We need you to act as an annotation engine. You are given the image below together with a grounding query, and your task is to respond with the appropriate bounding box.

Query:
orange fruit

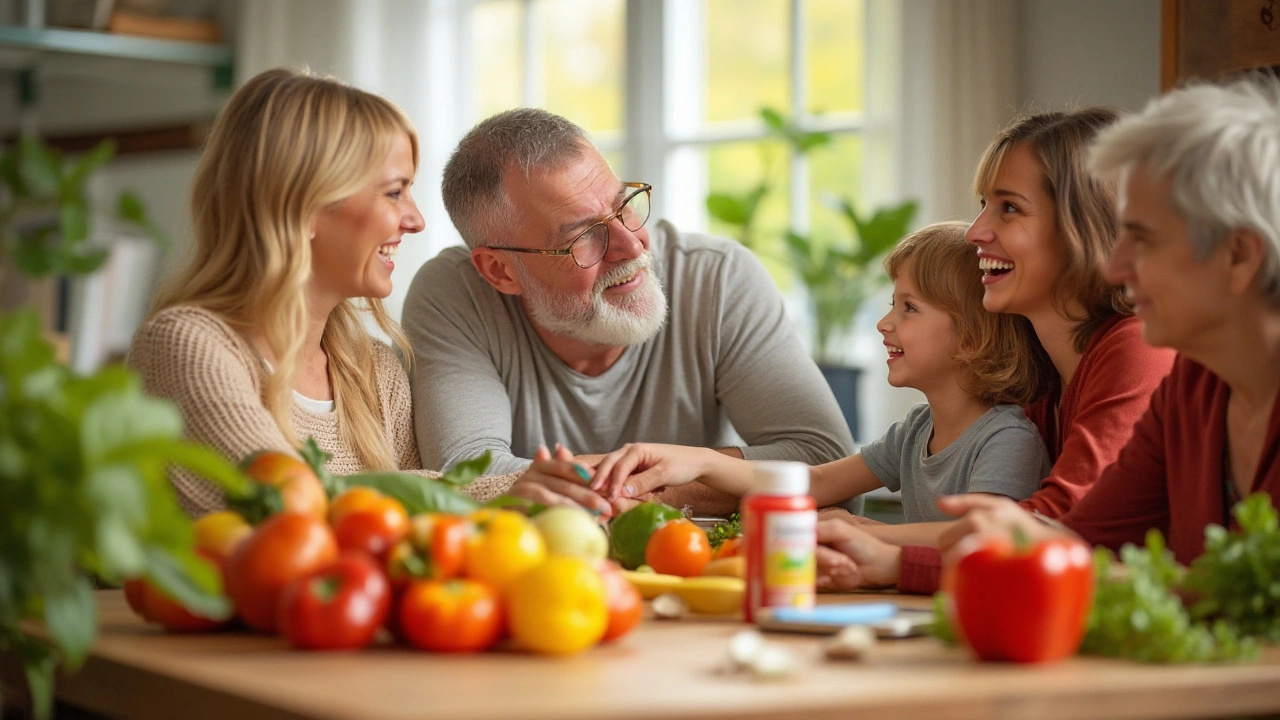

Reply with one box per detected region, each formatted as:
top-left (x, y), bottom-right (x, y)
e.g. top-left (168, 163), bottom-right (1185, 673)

top-left (644, 519), bottom-right (712, 577)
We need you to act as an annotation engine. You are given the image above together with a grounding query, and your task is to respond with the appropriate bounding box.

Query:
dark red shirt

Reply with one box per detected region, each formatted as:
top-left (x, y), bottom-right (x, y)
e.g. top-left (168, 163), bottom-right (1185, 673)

top-left (1062, 356), bottom-right (1280, 564)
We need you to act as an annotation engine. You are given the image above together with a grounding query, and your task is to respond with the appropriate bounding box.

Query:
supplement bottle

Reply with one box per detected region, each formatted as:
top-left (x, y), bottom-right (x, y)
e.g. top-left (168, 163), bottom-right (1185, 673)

top-left (743, 461), bottom-right (817, 622)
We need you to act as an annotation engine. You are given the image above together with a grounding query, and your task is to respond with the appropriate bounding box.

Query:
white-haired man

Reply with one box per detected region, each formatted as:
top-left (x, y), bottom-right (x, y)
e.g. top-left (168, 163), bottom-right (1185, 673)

top-left (403, 108), bottom-right (855, 516)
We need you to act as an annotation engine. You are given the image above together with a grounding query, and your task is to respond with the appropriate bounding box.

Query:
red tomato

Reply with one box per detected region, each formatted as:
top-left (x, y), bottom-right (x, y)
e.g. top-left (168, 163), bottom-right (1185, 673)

top-left (225, 513), bottom-right (339, 633)
top-left (239, 451), bottom-right (329, 523)
top-left (645, 519), bottom-right (712, 577)
top-left (334, 510), bottom-right (408, 561)
top-left (385, 513), bottom-right (471, 589)
top-left (124, 549), bottom-right (232, 633)
top-left (399, 579), bottom-right (503, 653)
top-left (278, 553), bottom-right (392, 651)
top-left (596, 560), bottom-right (643, 642)
top-left (946, 536), bottom-right (1095, 663)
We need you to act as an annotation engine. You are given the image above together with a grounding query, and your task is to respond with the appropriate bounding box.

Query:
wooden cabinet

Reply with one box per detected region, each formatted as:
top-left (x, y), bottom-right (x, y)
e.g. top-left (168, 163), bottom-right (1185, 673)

top-left (1162, 0), bottom-right (1280, 89)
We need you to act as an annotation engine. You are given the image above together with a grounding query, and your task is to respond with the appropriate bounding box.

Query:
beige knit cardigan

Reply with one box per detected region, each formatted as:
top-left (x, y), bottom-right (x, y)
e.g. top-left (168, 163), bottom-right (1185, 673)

top-left (126, 306), bottom-right (517, 515)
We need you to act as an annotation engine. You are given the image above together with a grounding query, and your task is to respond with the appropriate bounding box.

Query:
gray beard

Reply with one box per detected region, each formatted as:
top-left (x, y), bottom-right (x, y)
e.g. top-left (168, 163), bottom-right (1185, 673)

top-left (514, 252), bottom-right (668, 347)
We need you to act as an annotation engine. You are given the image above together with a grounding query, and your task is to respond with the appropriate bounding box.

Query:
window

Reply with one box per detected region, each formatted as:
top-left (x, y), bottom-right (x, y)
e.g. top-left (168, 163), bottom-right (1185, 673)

top-left (464, 0), bottom-right (896, 279)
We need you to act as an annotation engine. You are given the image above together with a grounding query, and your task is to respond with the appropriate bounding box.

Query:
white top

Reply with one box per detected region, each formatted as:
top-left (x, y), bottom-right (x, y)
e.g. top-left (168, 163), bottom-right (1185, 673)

top-left (751, 461), bottom-right (811, 496)
top-left (260, 358), bottom-right (336, 414)
top-left (293, 391), bottom-right (335, 414)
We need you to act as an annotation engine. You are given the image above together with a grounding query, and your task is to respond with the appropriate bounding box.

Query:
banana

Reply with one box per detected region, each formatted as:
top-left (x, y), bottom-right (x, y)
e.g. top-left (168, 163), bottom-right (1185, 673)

top-left (622, 570), bottom-right (684, 599)
top-left (623, 571), bottom-right (745, 615)
top-left (701, 556), bottom-right (746, 579)
top-left (672, 577), bottom-right (745, 615)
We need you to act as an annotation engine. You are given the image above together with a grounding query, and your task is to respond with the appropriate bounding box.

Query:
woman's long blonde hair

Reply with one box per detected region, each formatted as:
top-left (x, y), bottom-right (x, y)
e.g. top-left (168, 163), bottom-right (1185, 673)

top-left (152, 67), bottom-right (417, 471)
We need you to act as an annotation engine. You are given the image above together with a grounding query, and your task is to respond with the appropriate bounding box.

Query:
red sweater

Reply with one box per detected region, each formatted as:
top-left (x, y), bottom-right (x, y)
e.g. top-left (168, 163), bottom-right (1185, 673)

top-left (897, 315), bottom-right (1176, 594)
top-left (1062, 356), bottom-right (1280, 564)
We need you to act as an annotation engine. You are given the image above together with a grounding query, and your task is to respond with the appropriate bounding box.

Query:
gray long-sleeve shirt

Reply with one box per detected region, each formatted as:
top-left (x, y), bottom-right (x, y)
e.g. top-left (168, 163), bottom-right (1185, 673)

top-left (402, 220), bottom-right (855, 481)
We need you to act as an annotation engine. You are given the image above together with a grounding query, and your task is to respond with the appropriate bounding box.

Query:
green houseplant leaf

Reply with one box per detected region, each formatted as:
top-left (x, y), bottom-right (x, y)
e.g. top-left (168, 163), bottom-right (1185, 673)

top-left (0, 308), bottom-right (249, 719)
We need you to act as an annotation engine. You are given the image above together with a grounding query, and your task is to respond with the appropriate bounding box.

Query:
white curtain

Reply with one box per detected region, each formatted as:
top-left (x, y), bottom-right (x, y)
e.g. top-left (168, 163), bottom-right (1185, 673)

top-left (855, 0), bottom-right (1020, 439)
top-left (235, 0), bottom-right (473, 324)
top-left (898, 0), bottom-right (1020, 225)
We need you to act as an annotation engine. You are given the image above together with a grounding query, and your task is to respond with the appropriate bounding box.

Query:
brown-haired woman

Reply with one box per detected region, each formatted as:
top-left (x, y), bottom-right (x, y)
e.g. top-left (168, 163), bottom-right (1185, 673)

top-left (585, 221), bottom-right (1056, 519)
top-left (816, 109), bottom-right (1177, 593)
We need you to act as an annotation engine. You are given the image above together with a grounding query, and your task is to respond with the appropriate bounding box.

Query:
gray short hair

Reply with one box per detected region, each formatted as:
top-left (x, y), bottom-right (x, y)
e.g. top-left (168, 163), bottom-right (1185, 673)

top-left (1088, 73), bottom-right (1280, 305)
top-left (441, 108), bottom-right (589, 249)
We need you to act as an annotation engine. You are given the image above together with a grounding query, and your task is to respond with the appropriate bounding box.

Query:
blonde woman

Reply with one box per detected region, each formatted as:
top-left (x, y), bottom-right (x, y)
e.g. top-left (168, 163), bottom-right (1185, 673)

top-left (128, 68), bottom-right (590, 516)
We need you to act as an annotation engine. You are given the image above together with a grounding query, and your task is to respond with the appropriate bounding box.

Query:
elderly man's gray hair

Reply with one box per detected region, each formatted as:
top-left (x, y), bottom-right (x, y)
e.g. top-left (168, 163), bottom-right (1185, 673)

top-left (442, 108), bottom-right (591, 249)
top-left (1088, 73), bottom-right (1280, 304)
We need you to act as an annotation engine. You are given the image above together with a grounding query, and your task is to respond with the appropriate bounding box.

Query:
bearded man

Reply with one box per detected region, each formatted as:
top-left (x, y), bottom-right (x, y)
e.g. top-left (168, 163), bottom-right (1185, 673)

top-left (403, 108), bottom-right (854, 516)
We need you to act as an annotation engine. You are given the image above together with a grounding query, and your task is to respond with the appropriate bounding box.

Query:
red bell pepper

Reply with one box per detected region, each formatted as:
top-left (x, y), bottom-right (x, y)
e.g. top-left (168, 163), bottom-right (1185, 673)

top-left (278, 552), bottom-right (391, 650)
top-left (945, 532), bottom-right (1094, 663)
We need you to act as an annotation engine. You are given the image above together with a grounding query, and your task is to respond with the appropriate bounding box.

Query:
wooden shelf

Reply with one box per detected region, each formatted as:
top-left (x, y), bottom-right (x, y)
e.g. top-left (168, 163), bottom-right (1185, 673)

top-left (0, 24), bottom-right (231, 68)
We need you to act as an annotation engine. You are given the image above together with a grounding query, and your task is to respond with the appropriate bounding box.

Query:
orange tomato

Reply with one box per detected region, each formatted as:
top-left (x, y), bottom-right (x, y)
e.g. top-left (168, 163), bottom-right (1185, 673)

top-left (645, 519), bottom-right (712, 577)
top-left (225, 513), bottom-right (339, 633)
top-left (399, 579), bottom-right (504, 653)
top-left (241, 451), bottom-right (328, 522)
top-left (714, 537), bottom-right (743, 559)
top-left (596, 560), bottom-right (643, 642)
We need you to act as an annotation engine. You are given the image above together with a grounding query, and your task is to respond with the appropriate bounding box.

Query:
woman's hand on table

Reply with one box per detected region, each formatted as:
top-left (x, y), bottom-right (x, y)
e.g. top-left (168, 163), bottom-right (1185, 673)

top-left (589, 443), bottom-right (710, 502)
top-left (815, 519), bottom-right (901, 590)
top-left (935, 494), bottom-right (1073, 564)
top-left (507, 444), bottom-right (614, 518)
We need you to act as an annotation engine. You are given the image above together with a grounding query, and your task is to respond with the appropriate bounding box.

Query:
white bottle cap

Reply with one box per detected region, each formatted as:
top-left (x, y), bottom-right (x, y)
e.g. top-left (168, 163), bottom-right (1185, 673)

top-left (751, 461), bottom-right (810, 496)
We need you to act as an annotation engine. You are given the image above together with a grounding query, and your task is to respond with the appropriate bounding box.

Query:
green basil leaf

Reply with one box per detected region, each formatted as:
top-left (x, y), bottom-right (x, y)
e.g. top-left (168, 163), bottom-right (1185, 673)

top-left (142, 546), bottom-right (230, 620)
top-left (42, 575), bottom-right (96, 669)
top-left (342, 472), bottom-right (480, 515)
top-left (57, 199), bottom-right (88, 245)
top-left (63, 140), bottom-right (116, 192)
top-left (81, 390), bottom-right (184, 462)
top-left (440, 451), bottom-right (492, 487)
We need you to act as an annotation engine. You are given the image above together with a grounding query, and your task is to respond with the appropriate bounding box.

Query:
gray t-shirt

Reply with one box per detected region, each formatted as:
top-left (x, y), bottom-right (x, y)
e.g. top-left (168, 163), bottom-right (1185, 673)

top-left (402, 220), bottom-right (855, 478)
top-left (860, 403), bottom-right (1050, 523)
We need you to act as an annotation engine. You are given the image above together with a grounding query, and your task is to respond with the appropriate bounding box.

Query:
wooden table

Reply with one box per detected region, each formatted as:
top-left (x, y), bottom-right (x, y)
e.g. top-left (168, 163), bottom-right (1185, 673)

top-left (6, 590), bottom-right (1280, 720)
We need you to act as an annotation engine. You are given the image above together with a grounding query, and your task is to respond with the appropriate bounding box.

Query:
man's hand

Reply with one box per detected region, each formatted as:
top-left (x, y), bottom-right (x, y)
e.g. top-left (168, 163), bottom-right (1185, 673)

top-left (935, 494), bottom-right (1072, 565)
top-left (814, 519), bottom-right (901, 590)
top-left (507, 444), bottom-right (613, 517)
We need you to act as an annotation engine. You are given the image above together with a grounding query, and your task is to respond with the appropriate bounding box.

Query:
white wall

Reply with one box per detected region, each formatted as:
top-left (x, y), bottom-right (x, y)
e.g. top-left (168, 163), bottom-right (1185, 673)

top-left (865, 0), bottom-right (1162, 445)
top-left (1017, 0), bottom-right (1162, 113)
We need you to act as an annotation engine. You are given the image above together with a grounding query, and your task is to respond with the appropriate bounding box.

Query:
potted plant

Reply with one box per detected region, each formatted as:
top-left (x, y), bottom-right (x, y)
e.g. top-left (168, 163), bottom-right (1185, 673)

top-left (707, 109), bottom-right (918, 440)
top-left (0, 135), bottom-right (245, 720)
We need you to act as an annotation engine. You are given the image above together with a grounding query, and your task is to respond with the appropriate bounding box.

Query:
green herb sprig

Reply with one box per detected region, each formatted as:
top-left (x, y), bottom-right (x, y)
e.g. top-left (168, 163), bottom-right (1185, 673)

top-left (705, 513), bottom-right (741, 550)
top-left (1185, 493), bottom-right (1280, 642)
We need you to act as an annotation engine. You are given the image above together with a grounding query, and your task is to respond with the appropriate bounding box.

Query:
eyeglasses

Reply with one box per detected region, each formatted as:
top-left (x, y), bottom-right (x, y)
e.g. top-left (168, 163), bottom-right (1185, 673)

top-left (487, 182), bottom-right (651, 269)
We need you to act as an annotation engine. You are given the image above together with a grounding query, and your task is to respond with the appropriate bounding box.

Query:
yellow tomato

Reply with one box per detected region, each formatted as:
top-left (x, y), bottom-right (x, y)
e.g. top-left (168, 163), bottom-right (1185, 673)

top-left (464, 510), bottom-right (546, 590)
top-left (506, 557), bottom-right (608, 655)
top-left (193, 511), bottom-right (252, 560)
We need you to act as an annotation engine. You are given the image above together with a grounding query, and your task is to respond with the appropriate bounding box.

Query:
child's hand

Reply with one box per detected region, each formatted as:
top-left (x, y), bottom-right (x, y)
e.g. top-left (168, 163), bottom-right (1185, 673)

top-left (589, 443), bottom-right (710, 500)
top-left (815, 519), bottom-right (901, 589)
top-left (507, 444), bottom-right (613, 518)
